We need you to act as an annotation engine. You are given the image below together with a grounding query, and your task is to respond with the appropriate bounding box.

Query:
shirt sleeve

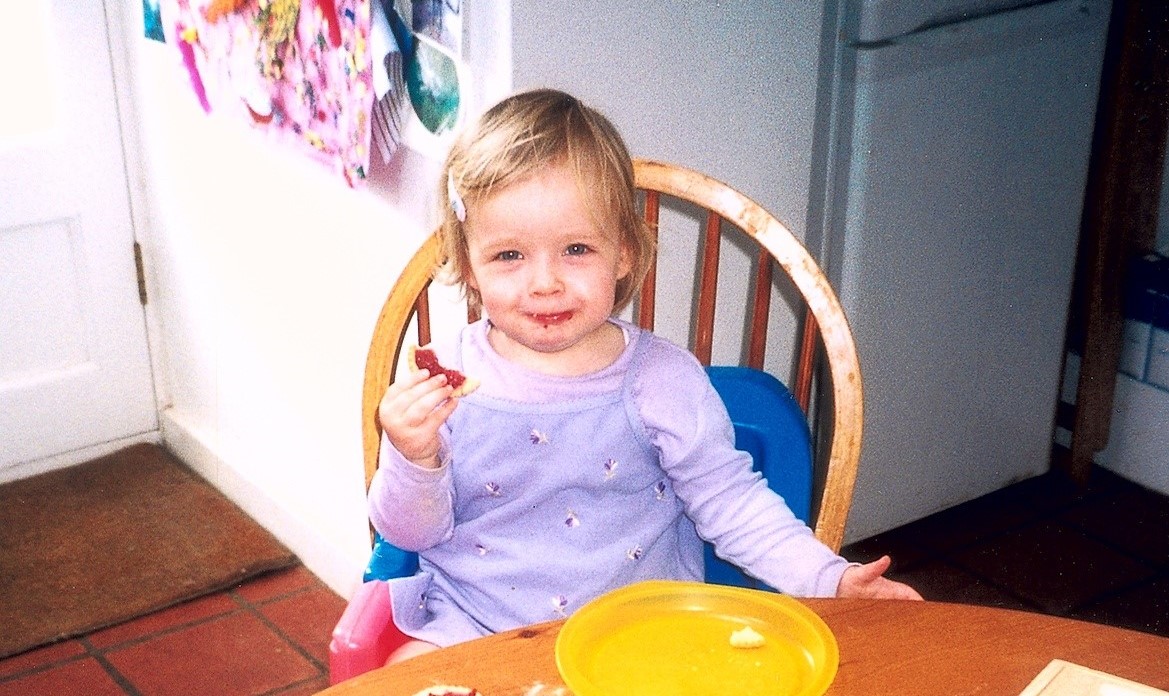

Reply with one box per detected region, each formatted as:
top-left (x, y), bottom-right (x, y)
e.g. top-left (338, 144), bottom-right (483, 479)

top-left (367, 430), bottom-right (456, 552)
top-left (632, 336), bottom-right (850, 597)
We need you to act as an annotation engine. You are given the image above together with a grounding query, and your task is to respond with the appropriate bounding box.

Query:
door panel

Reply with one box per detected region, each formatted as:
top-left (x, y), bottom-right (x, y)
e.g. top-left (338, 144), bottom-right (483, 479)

top-left (0, 0), bottom-right (157, 472)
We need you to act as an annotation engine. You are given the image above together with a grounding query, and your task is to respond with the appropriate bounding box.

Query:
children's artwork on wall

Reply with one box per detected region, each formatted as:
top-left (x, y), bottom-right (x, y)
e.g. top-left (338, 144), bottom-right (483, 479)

top-left (370, 0), bottom-right (467, 164)
top-left (159, 0), bottom-right (375, 186)
top-left (144, 0), bottom-right (166, 42)
top-left (369, 1), bottom-right (409, 163)
top-left (412, 0), bottom-right (460, 56)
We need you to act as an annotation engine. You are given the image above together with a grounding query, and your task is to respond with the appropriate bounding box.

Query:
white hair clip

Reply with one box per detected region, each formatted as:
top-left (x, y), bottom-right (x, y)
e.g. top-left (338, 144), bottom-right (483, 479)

top-left (447, 171), bottom-right (466, 222)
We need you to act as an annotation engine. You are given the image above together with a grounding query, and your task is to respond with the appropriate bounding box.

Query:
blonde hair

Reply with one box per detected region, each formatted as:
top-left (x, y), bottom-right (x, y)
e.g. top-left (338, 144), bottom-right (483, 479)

top-left (437, 89), bottom-right (654, 314)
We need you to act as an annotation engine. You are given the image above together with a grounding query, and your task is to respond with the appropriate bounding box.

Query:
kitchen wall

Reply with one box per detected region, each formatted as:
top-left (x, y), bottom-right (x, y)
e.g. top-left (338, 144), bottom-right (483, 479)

top-left (1099, 312), bottom-right (1169, 495)
top-left (512, 2), bottom-right (825, 229)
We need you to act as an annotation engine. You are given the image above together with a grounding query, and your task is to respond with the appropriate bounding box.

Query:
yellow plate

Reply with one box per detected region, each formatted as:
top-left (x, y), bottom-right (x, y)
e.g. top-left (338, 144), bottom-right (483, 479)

top-left (555, 580), bottom-right (838, 696)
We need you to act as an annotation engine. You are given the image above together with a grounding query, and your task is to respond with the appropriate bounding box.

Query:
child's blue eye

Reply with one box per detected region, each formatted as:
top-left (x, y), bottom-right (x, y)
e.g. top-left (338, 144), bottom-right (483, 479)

top-left (496, 250), bottom-right (522, 261)
top-left (565, 244), bottom-right (590, 256)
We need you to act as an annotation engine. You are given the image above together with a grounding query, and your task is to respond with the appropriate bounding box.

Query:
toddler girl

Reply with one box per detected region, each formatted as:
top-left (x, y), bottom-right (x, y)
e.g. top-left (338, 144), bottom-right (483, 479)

top-left (369, 88), bottom-right (920, 662)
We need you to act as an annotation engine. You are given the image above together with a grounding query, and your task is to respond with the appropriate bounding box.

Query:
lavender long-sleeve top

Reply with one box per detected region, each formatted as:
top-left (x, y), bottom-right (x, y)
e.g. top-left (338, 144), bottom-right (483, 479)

top-left (368, 319), bottom-right (848, 646)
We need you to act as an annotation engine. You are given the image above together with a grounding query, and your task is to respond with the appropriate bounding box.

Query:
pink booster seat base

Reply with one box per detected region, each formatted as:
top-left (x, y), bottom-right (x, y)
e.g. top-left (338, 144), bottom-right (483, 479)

top-left (328, 579), bottom-right (411, 684)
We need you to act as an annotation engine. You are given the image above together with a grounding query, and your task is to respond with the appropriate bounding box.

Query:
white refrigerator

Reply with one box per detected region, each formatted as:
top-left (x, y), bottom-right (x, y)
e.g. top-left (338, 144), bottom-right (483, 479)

top-left (819, 0), bottom-right (1112, 540)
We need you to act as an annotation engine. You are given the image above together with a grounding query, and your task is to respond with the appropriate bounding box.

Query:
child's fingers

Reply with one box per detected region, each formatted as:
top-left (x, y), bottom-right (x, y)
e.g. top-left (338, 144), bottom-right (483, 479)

top-left (382, 379), bottom-right (448, 424)
top-left (861, 555), bottom-right (893, 580)
top-left (417, 389), bottom-right (459, 429)
top-left (402, 379), bottom-right (456, 423)
top-left (385, 367), bottom-right (437, 398)
top-left (378, 370), bottom-right (464, 444)
top-left (382, 371), bottom-right (447, 411)
top-left (379, 378), bottom-right (457, 465)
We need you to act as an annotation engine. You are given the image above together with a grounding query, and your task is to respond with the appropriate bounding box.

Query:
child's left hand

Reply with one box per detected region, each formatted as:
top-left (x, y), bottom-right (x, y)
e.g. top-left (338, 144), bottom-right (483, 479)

top-left (836, 555), bottom-right (923, 600)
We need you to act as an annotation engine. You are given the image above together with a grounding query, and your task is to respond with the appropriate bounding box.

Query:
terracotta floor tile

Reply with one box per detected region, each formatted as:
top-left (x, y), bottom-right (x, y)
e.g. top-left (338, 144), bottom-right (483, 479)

top-left (0, 657), bottom-right (124, 696)
top-left (233, 566), bottom-right (319, 605)
top-left (267, 674), bottom-right (331, 694)
top-left (105, 611), bottom-right (319, 696)
top-left (1059, 485), bottom-right (1169, 569)
top-left (0, 639), bottom-right (86, 680)
top-left (257, 586), bottom-right (348, 666)
top-left (1072, 573), bottom-right (1169, 637)
top-left (950, 520), bottom-right (1159, 615)
top-left (86, 591), bottom-right (240, 649)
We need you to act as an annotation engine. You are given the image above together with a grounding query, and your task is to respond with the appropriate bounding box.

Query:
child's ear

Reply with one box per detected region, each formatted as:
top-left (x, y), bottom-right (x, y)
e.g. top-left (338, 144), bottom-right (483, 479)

top-left (618, 243), bottom-right (634, 279)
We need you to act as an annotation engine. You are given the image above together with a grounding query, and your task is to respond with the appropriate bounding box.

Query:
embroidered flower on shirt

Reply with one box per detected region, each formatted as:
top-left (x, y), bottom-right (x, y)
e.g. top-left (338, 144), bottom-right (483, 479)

top-left (530, 428), bottom-right (549, 445)
top-left (564, 510), bottom-right (580, 528)
top-left (654, 480), bottom-right (668, 500)
top-left (552, 595), bottom-right (568, 616)
top-left (603, 458), bottom-right (618, 480)
top-left (626, 545), bottom-right (643, 561)
top-left (485, 481), bottom-right (502, 497)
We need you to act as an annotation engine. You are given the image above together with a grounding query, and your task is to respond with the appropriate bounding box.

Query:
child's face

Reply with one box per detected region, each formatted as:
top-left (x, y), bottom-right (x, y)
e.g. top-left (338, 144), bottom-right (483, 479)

top-left (464, 163), bottom-right (632, 370)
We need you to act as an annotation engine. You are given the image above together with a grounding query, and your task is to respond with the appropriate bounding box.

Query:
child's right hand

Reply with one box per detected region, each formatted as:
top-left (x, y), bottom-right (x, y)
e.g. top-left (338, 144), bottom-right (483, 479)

top-left (378, 368), bottom-right (458, 469)
top-left (837, 555), bottom-right (923, 600)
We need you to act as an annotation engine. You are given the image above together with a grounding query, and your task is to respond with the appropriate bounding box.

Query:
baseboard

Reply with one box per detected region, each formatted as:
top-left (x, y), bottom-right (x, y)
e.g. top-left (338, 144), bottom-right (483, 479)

top-left (159, 408), bottom-right (365, 598)
top-left (0, 432), bottom-right (162, 486)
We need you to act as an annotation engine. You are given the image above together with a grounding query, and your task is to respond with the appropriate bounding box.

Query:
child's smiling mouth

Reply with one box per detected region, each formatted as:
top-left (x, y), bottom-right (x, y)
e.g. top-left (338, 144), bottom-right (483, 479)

top-left (529, 311), bottom-right (574, 326)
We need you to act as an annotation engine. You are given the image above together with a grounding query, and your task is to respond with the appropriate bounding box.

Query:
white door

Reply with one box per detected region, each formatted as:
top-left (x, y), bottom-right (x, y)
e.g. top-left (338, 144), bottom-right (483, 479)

top-left (0, 0), bottom-right (157, 475)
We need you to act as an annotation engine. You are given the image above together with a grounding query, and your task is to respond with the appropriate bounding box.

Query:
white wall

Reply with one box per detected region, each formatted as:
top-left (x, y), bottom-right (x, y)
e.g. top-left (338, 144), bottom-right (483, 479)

top-left (512, 2), bottom-right (823, 239)
top-left (110, 0), bottom-right (510, 597)
top-left (511, 1), bottom-right (827, 395)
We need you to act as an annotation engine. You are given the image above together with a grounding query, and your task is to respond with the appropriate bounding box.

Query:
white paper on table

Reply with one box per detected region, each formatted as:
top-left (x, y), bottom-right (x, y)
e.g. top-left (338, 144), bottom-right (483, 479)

top-left (1019, 659), bottom-right (1168, 696)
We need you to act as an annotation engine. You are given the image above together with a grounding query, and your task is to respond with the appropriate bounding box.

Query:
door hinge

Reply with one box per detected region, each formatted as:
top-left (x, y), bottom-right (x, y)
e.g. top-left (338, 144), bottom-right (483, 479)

top-left (133, 241), bottom-right (148, 305)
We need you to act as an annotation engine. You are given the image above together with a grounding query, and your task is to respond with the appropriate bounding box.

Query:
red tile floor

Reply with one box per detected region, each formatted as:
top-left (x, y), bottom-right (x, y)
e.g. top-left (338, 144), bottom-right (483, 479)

top-left (0, 565), bottom-right (346, 696)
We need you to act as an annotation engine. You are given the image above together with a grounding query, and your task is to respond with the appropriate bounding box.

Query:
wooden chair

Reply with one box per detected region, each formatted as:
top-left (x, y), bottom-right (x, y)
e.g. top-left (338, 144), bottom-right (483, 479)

top-left (329, 159), bottom-right (863, 683)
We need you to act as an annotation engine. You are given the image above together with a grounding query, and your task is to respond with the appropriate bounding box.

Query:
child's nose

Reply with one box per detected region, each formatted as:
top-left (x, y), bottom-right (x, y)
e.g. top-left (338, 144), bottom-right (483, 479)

top-left (529, 257), bottom-right (562, 294)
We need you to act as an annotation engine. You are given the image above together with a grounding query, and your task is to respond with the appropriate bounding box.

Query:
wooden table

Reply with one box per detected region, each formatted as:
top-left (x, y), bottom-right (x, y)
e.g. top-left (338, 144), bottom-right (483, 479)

top-left (319, 599), bottom-right (1169, 695)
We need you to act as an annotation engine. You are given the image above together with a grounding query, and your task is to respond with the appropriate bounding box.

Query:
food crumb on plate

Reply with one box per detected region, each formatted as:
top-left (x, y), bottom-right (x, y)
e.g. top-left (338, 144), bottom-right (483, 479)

top-left (729, 625), bottom-right (766, 649)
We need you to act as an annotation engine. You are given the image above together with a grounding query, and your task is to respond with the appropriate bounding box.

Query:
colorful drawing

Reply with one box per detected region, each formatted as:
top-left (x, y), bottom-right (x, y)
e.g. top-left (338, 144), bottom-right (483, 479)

top-left (144, 0), bottom-right (165, 42)
top-left (160, 0), bottom-right (375, 186)
top-left (387, 5), bottom-right (460, 136)
top-left (411, 0), bottom-right (461, 55)
top-left (369, 0), bottom-right (465, 161)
